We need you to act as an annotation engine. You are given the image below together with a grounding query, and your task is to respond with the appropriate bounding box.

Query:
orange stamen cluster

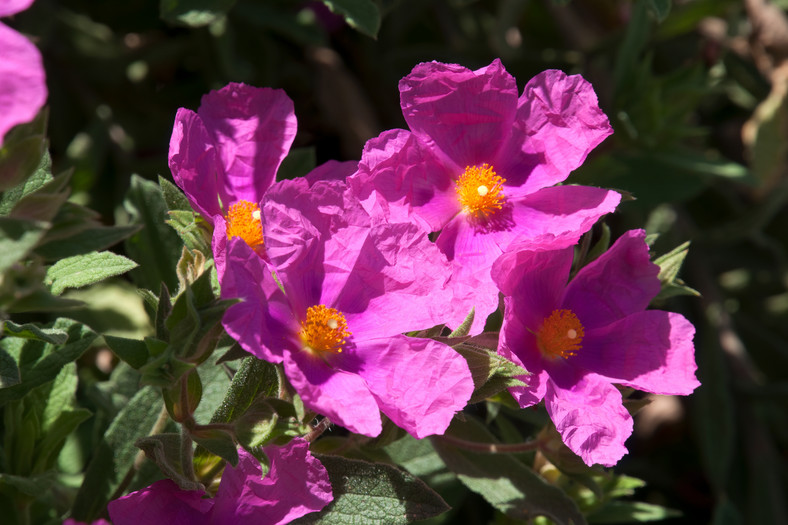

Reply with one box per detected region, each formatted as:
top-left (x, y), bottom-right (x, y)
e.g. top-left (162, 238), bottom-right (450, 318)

top-left (300, 304), bottom-right (351, 355)
top-left (455, 163), bottom-right (507, 219)
top-left (536, 309), bottom-right (585, 360)
top-left (225, 200), bottom-right (264, 249)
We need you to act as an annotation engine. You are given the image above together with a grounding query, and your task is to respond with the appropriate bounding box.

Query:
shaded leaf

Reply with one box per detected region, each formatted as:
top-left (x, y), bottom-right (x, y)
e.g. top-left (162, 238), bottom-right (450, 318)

top-left (587, 501), bottom-right (680, 523)
top-left (45, 251), bottom-right (138, 295)
top-left (136, 433), bottom-right (205, 491)
top-left (2, 320), bottom-right (68, 345)
top-left (35, 225), bottom-right (141, 261)
top-left (452, 333), bottom-right (528, 404)
top-left (321, 0), bottom-right (381, 38)
top-left (104, 335), bottom-right (149, 370)
top-left (0, 217), bottom-right (48, 274)
top-left (294, 454), bottom-right (450, 524)
top-left (160, 0), bottom-right (238, 27)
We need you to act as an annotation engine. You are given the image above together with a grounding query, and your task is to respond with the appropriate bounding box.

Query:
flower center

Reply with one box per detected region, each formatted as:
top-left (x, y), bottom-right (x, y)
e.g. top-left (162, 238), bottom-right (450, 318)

top-left (536, 309), bottom-right (584, 359)
top-left (300, 304), bottom-right (351, 354)
top-left (225, 200), bottom-right (264, 249)
top-left (455, 164), bottom-right (506, 219)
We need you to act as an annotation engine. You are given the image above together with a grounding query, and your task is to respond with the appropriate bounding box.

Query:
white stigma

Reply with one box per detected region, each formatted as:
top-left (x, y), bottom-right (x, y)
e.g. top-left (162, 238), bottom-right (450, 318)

top-left (252, 209), bottom-right (261, 221)
top-left (567, 329), bottom-right (577, 339)
top-left (477, 185), bottom-right (489, 197)
top-left (327, 318), bottom-right (338, 330)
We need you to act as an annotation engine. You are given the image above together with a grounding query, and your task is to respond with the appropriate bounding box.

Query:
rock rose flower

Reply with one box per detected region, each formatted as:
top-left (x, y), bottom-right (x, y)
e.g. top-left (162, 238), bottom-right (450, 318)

top-left (493, 229), bottom-right (700, 466)
top-left (107, 439), bottom-right (332, 525)
top-left (0, 0), bottom-right (47, 146)
top-left (221, 177), bottom-right (474, 438)
top-left (350, 60), bottom-right (621, 332)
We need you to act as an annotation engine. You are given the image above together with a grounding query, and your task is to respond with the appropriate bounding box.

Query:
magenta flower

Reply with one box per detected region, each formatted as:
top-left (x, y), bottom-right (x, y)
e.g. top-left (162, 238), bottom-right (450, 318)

top-left (349, 60), bottom-right (620, 332)
top-left (492, 229), bottom-right (700, 467)
top-left (168, 82), bottom-right (296, 277)
top-left (107, 439), bottom-right (332, 525)
top-left (0, 0), bottom-right (47, 146)
top-left (221, 177), bottom-right (474, 438)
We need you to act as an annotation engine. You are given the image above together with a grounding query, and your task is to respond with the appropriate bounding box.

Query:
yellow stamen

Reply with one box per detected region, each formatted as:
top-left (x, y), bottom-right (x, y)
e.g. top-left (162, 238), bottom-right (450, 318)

top-left (300, 304), bottom-right (351, 354)
top-left (225, 200), bottom-right (264, 249)
top-left (537, 309), bottom-right (584, 359)
top-left (455, 163), bottom-right (506, 219)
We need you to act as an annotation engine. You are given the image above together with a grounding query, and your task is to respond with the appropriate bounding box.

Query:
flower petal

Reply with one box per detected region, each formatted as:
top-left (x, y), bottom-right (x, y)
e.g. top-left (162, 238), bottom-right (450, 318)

top-left (0, 0), bottom-right (34, 17)
top-left (545, 371), bottom-right (633, 467)
top-left (496, 69), bottom-right (613, 194)
top-left (579, 311), bottom-right (700, 395)
top-left (221, 238), bottom-right (294, 364)
top-left (351, 128), bottom-right (458, 232)
top-left (400, 59), bottom-right (518, 170)
top-left (168, 108), bottom-right (224, 219)
top-left (354, 335), bottom-right (473, 438)
top-left (0, 22), bottom-right (46, 146)
top-left (198, 83), bottom-right (296, 204)
top-left (284, 348), bottom-right (382, 436)
top-left (108, 479), bottom-right (212, 525)
top-left (562, 229), bottom-right (660, 330)
top-left (211, 443), bottom-right (332, 525)
top-left (498, 306), bottom-right (549, 407)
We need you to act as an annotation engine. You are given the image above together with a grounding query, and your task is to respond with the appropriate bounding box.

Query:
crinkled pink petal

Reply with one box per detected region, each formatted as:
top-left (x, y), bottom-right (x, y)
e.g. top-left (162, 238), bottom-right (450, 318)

top-left (284, 348), bottom-right (382, 436)
top-left (221, 238), bottom-right (293, 364)
top-left (211, 443), bottom-right (332, 525)
top-left (545, 372), bottom-right (633, 467)
top-left (579, 311), bottom-right (700, 395)
top-left (439, 185), bottom-right (619, 270)
top-left (327, 220), bottom-right (456, 339)
top-left (211, 214), bottom-right (228, 281)
top-left (562, 229), bottom-right (660, 330)
top-left (0, 22), bottom-right (46, 146)
top-left (496, 69), bottom-right (613, 194)
top-left (354, 335), bottom-right (473, 438)
top-left (351, 128), bottom-right (457, 232)
top-left (492, 247), bottom-right (571, 332)
top-left (108, 479), bottom-right (213, 525)
top-left (198, 83), bottom-right (295, 203)
top-left (400, 59), bottom-right (518, 170)
top-left (443, 262), bottom-right (499, 335)
top-left (0, 0), bottom-right (34, 17)
top-left (168, 108), bottom-right (224, 219)
top-left (63, 520), bottom-right (110, 525)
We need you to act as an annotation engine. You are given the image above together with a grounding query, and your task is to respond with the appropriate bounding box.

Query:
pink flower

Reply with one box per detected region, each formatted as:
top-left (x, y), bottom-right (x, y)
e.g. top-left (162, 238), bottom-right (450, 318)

top-left (0, 0), bottom-right (47, 146)
top-left (107, 439), bottom-right (332, 525)
top-left (349, 60), bottom-right (620, 332)
top-left (493, 229), bottom-right (700, 467)
top-left (221, 177), bottom-right (474, 438)
top-left (167, 83), bottom-right (296, 278)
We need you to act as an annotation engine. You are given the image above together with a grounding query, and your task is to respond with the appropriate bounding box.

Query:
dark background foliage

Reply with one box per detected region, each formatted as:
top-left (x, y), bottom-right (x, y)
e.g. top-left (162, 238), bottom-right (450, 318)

top-left (5, 0), bottom-right (788, 523)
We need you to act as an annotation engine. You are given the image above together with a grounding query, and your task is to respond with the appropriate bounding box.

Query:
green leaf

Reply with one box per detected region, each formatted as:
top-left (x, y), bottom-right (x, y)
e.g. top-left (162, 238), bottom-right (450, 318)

top-left (123, 174), bottom-right (183, 292)
top-left (40, 361), bottom-right (79, 432)
top-left (293, 454), bottom-right (450, 524)
top-left (165, 210), bottom-right (212, 254)
top-left (33, 407), bottom-right (92, 474)
top-left (45, 251), bottom-right (138, 295)
top-left (0, 217), bottom-right (48, 274)
top-left (2, 321), bottom-right (68, 344)
top-left (136, 433), bottom-right (205, 491)
top-left (71, 386), bottom-right (163, 522)
top-left (321, 0), bottom-right (381, 38)
top-left (384, 434), bottom-right (446, 478)
top-left (652, 241), bottom-right (700, 301)
top-left (104, 335), bottom-right (150, 370)
top-left (160, 0), bottom-right (238, 27)
top-left (447, 308), bottom-right (474, 338)
top-left (432, 418), bottom-right (586, 525)
top-left (0, 147), bottom-right (52, 215)
top-left (587, 501), bottom-right (680, 523)
top-left (451, 332), bottom-right (528, 404)
top-left (190, 427), bottom-right (238, 466)
top-left (277, 146), bottom-right (317, 181)
top-left (35, 225), bottom-right (141, 261)
top-left (210, 356), bottom-right (279, 424)
top-left (0, 319), bottom-right (96, 405)
top-left (0, 132), bottom-right (47, 192)
top-left (645, 0), bottom-right (671, 23)
top-left (0, 348), bottom-right (20, 388)
top-left (159, 175), bottom-right (192, 212)
top-left (0, 472), bottom-right (55, 498)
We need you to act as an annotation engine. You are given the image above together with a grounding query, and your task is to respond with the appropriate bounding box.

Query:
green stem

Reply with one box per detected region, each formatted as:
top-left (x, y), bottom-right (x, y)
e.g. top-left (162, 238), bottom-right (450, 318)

top-left (181, 424), bottom-right (196, 482)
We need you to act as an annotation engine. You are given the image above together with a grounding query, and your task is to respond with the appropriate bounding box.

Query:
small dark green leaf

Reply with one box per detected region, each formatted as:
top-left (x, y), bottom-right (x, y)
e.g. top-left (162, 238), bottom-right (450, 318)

top-left (35, 225), bottom-right (141, 261)
top-left (160, 0), bottom-right (238, 27)
top-left (0, 217), bottom-right (48, 274)
top-left (190, 427), bottom-right (238, 466)
top-left (0, 319), bottom-right (96, 405)
top-left (104, 335), bottom-right (150, 370)
top-left (0, 147), bottom-right (52, 215)
top-left (45, 251), bottom-right (138, 295)
top-left (293, 454), bottom-right (449, 524)
top-left (2, 320), bottom-right (68, 344)
top-left (384, 434), bottom-right (446, 478)
top-left (452, 333), bottom-right (528, 404)
top-left (124, 174), bottom-right (182, 292)
top-left (136, 433), bottom-right (205, 491)
top-left (166, 210), bottom-right (212, 254)
top-left (320, 0), bottom-right (381, 38)
top-left (447, 308), bottom-right (474, 338)
top-left (159, 175), bottom-right (192, 212)
top-left (0, 472), bottom-right (55, 498)
top-left (0, 348), bottom-right (20, 388)
top-left (0, 135), bottom-right (47, 192)
top-left (210, 356), bottom-right (279, 424)
top-left (645, 0), bottom-right (671, 23)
